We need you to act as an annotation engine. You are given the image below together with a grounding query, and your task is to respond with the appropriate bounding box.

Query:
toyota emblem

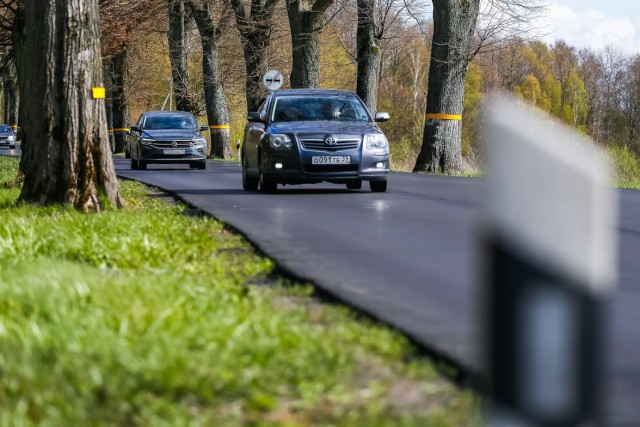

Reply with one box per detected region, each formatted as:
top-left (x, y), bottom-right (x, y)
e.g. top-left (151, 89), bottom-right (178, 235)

top-left (171, 141), bottom-right (178, 148)
top-left (325, 137), bottom-right (338, 146)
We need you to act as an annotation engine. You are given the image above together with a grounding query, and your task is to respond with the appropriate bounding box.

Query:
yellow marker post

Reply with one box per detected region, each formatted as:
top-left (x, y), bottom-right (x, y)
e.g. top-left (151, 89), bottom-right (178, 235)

top-left (425, 113), bottom-right (462, 120)
top-left (209, 125), bottom-right (230, 130)
top-left (92, 87), bottom-right (106, 99)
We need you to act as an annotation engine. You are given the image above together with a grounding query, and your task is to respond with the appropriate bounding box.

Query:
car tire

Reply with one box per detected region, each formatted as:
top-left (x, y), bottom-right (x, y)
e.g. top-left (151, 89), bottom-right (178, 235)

top-left (130, 152), bottom-right (138, 170)
top-left (346, 180), bottom-right (362, 190)
top-left (197, 161), bottom-right (206, 170)
top-left (125, 148), bottom-right (131, 159)
top-left (259, 166), bottom-right (277, 194)
top-left (242, 162), bottom-right (259, 191)
top-left (370, 180), bottom-right (387, 193)
top-left (9, 144), bottom-right (15, 149)
top-left (139, 160), bottom-right (147, 170)
top-left (189, 162), bottom-right (198, 169)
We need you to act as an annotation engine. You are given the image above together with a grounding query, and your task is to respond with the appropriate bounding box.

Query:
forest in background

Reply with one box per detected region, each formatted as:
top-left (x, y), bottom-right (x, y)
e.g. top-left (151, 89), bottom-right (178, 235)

top-left (3, 0), bottom-right (640, 184)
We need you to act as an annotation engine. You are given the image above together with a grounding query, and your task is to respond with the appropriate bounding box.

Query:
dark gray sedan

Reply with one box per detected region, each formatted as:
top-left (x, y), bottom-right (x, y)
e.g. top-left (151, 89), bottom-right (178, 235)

top-left (241, 89), bottom-right (390, 193)
top-left (0, 124), bottom-right (16, 149)
top-left (127, 111), bottom-right (208, 170)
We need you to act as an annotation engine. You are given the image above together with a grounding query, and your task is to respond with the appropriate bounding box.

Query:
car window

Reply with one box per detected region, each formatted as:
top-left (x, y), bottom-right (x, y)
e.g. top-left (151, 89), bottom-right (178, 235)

top-left (142, 115), bottom-right (198, 130)
top-left (257, 96), bottom-right (270, 119)
top-left (271, 96), bottom-right (370, 123)
top-left (0, 125), bottom-right (12, 132)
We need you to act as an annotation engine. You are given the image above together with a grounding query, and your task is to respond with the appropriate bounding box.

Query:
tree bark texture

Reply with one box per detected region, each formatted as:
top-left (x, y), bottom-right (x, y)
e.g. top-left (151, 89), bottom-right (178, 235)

top-left (168, 0), bottom-right (198, 113)
top-left (16, 0), bottom-right (121, 210)
top-left (287, 0), bottom-right (335, 89)
top-left (356, 0), bottom-right (381, 113)
top-left (110, 49), bottom-right (129, 154)
top-left (188, 0), bottom-right (232, 158)
top-left (230, 0), bottom-right (279, 112)
top-left (413, 0), bottom-right (480, 174)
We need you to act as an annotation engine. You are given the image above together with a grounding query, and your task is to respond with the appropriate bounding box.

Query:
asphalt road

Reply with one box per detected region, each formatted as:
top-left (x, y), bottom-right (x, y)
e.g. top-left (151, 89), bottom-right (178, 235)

top-left (111, 157), bottom-right (640, 426)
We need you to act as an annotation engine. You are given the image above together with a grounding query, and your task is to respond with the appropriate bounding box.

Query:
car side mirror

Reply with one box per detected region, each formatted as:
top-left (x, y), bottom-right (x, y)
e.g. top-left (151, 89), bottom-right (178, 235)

top-left (374, 112), bottom-right (390, 122)
top-left (247, 112), bottom-right (264, 123)
top-left (130, 125), bottom-right (140, 133)
top-left (200, 125), bottom-right (209, 132)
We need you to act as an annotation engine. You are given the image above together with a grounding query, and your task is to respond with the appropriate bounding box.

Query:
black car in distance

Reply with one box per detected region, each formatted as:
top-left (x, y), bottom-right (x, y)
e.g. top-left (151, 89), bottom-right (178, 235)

top-left (127, 111), bottom-right (208, 170)
top-left (0, 124), bottom-right (16, 149)
top-left (241, 89), bottom-right (391, 193)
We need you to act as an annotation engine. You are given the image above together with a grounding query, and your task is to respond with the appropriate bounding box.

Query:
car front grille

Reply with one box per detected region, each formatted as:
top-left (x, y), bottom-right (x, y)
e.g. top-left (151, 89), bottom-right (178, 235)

top-left (300, 138), bottom-right (360, 152)
top-left (152, 140), bottom-right (192, 148)
top-left (304, 164), bottom-right (359, 173)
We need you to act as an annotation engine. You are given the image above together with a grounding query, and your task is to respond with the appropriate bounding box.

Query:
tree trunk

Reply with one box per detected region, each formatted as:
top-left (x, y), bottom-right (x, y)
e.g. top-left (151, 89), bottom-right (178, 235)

top-left (229, 0), bottom-right (279, 112)
top-left (287, 0), bottom-right (335, 89)
top-left (111, 50), bottom-right (129, 154)
top-left (1, 65), bottom-right (19, 129)
top-left (16, 0), bottom-right (121, 211)
top-left (243, 40), bottom-right (269, 111)
top-left (413, 0), bottom-right (480, 174)
top-left (202, 42), bottom-right (231, 158)
top-left (168, 0), bottom-right (198, 113)
top-left (188, 0), bottom-right (232, 158)
top-left (356, 0), bottom-right (381, 113)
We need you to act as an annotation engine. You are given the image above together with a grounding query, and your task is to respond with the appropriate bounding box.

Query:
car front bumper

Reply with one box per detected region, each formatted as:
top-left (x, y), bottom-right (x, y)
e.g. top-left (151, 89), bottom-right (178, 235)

top-left (263, 149), bottom-right (389, 184)
top-left (139, 144), bottom-right (206, 163)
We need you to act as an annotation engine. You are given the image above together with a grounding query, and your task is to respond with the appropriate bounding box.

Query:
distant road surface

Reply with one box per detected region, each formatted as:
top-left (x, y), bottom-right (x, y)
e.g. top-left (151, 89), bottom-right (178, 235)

top-left (26, 153), bottom-right (639, 426)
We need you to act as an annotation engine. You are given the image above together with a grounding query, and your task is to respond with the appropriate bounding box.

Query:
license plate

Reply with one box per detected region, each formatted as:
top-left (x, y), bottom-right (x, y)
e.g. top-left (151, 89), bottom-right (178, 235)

top-left (311, 155), bottom-right (351, 165)
top-left (164, 149), bottom-right (185, 155)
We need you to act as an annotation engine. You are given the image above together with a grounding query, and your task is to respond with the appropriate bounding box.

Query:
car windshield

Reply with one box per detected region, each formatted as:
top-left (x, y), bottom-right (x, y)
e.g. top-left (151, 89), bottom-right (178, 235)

top-left (142, 115), bottom-right (197, 130)
top-left (0, 125), bottom-right (12, 132)
top-left (271, 96), bottom-right (370, 123)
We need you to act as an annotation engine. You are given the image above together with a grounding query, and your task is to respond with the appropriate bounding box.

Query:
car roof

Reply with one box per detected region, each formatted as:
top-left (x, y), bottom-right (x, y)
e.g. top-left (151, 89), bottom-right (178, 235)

top-left (271, 89), bottom-right (359, 98)
top-left (141, 110), bottom-right (195, 117)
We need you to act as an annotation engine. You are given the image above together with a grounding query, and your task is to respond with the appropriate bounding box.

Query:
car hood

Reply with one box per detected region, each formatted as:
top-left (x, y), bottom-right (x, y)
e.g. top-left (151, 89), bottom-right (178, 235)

top-left (0, 131), bottom-right (13, 137)
top-left (142, 130), bottom-right (200, 140)
top-left (268, 121), bottom-right (381, 135)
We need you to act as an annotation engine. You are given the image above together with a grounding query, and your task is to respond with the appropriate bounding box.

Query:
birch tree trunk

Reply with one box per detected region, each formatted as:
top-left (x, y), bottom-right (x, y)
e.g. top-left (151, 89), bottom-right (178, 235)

top-left (286, 0), bottom-right (334, 89)
top-left (188, 0), bottom-right (232, 158)
top-left (16, 0), bottom-right (121, 211)
top-left (356, 0), bottom-right (381, 112)
top-left (413, 0), bottom-right (480, 174)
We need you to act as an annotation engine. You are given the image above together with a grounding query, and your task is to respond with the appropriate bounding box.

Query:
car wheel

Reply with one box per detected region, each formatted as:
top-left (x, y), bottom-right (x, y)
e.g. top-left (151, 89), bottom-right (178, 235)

top-left (189, 162), bottom-right (198, 169)
top-left (346, 180), bottom-right (362, 190)
top-left (370, 180), bottom-right (387, 193)
top-left (9, 144), bottom-right (15, 149)
top-left (259, 165), bottom-right (277, 194)
top-left (139, 160), bottom-right (147, 170)
top-left (197, 161), bottom-right (206, 170)
top-left (242, 161), bottom-right (259, 191)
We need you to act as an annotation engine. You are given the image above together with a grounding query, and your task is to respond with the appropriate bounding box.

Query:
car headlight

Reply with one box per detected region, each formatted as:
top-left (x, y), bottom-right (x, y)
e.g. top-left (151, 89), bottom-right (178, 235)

top-left (364, 133), bottom-right (388, 150)
top-left (141, 138), bottom-right (155, 145)
top-left (268, 134), bottom-right (293, 150)
top-left (191, 137), bottom-right (206, 148)
top-left (8, 135), bottom-right (15, 142)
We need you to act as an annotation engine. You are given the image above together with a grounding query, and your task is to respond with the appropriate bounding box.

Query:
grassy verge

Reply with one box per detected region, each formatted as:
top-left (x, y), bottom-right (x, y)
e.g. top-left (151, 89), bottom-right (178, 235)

top-left (0, 156), bottom-right (478, 426)
top-left (607, 145), bottom-right (640, 189)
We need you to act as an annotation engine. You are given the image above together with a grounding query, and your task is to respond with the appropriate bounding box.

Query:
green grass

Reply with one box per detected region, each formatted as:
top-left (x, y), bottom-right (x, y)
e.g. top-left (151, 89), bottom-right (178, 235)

top-left (0, 156), bottom-right (478, 426)
top-left (607, 145), bottom-right (640, 189)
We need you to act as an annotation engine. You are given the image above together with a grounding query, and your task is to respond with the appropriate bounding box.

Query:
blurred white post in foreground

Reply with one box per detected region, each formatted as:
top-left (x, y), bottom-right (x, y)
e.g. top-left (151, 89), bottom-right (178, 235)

top-left (481, 95), bottom-right (618, 426)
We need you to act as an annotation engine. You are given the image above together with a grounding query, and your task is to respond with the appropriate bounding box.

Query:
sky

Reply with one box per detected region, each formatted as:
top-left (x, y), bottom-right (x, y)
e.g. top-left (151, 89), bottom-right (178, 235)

top-left (538, 0), bottom-right (640, 54)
